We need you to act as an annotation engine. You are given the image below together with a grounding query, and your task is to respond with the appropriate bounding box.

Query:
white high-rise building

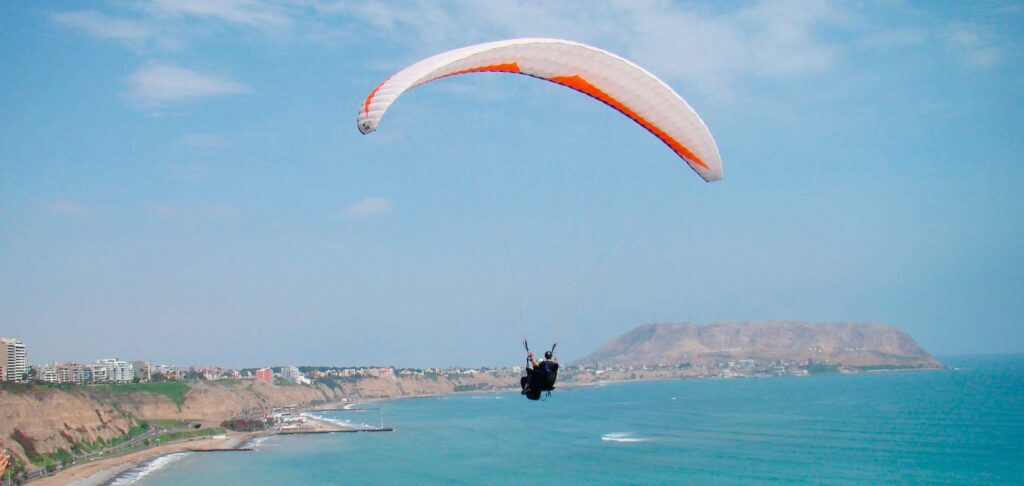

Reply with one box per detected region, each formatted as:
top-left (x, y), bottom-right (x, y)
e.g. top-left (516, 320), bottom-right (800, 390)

top-left (36, 364), bottom-right (57, 383)
top-left (0, 338), bottom-right (27, 382)
top-left (94, 358), bottom-right (134, 383)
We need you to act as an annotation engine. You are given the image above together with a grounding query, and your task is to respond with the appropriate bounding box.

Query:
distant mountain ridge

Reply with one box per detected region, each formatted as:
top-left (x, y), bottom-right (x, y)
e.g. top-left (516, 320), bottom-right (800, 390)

top-left (574, 322), bottom-right (941, 368)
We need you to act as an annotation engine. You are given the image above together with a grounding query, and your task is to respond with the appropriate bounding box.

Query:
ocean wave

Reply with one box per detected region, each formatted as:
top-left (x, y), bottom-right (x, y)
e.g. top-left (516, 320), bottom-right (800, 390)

top-left (305, 412), bottom-right (376, 430)
top-left (243, 436), bottom-right (271, 450)
top-left (108, 452), bottom-right (190, 485)
top-left (601, 432), bottom-right (648, 443)
top-left (304, 413), bottom-right (355, 428)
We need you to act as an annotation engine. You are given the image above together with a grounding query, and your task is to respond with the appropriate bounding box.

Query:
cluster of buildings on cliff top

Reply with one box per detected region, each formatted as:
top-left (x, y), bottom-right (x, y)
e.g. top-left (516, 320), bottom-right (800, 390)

top-left (2, 336), bottom-right (852, 387)
top-left (0, 337), bottom-right (504, 387)
top-left (1, 336), bottom-right (253, 385)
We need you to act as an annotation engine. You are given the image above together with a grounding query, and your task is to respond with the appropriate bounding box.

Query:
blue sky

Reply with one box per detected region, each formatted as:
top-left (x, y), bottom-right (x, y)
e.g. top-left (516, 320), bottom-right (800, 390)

top-left (1, 1), bottom-right (1021, 368)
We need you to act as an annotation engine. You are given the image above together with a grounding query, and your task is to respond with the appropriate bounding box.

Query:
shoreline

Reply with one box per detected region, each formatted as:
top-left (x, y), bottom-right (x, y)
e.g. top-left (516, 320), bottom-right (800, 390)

top-left (29, 367), bottom-right (944, 485)
top-left (33, 432), bottom-right (266, 486)
top-left (37, 402), bottom-right (366, 485)
top-left (38, 405), bottom-right (365, 486)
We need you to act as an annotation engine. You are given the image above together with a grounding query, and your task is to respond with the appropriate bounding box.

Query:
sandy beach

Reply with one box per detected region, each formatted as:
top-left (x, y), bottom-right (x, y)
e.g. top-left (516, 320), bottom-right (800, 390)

top-left (30, 411), bottom-right (365, 486)
top-left (33, 432), bottom-right (261, 486)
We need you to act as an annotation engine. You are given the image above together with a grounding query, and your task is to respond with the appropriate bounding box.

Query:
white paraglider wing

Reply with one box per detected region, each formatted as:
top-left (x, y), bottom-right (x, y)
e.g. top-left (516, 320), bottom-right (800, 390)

top-left (357, 38), bottom-right (722, 182)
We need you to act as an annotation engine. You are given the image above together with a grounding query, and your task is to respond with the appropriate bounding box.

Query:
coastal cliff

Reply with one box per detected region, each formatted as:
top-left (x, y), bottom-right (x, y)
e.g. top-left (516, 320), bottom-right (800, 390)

top-left (574, 321), bottom-right (941, 368)
top-left (2, 321), bottom-right (940, 471)
top-left (0, 372), bottom-right (515, 469)
top-left (0, 387), bottom-right (135, 463)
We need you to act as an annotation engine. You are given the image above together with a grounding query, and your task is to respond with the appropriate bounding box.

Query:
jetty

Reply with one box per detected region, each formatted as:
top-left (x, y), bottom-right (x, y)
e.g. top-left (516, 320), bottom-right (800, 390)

top-left (278, 427), bottom-right (393, 435)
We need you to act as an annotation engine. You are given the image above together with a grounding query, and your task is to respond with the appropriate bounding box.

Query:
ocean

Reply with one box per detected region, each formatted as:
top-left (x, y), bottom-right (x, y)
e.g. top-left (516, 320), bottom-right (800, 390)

top-left (128, 356), bottom-right (1022, 485)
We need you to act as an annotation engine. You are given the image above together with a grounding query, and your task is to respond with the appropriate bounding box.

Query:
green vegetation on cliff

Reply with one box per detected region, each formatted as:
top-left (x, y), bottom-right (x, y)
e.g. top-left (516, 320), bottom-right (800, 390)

top-left (102, 382), bottom-right (189, 407)
top-left (156, 426), bottom-right (224, 443)
top-left (11, 421), bottom-right (150, 471)
top-left (806, 363), bottom-right (840, 374)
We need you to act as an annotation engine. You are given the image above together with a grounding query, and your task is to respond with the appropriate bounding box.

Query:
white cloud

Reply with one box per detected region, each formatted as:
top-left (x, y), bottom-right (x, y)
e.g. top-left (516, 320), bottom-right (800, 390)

top-left (55, 1), bottom-right (1012, 103)
top-left (200, 205), bottom-right (242, 219)
top-left (125, 62), bottom-right (250, 109)
top-left (315, 0), bottom-right (854, 99)
top-left (51, 10), bottom-right (154, 42)
top-left (145, 0), bottom-right (293, 31)
top-left (166, 163), bottom-right (209, 181)
top-left (43, 200), bottom-right (90, 217)
top-left (50, 9), bottom-right (184, 50)
top-left (142, 202), bottom-right (241, 219)
top-left (54, 1), bottom-right (859, 99)
top-left (944, 23), bottom-right (1002, 68)
top-left (142, 202), bottom-right (180, 217)
top-left (179, 133), bottom-right (230, 149)
top-left (860, 27), bottom-right (928, 48)
top-left (343, 197), bottom-right (392, 218)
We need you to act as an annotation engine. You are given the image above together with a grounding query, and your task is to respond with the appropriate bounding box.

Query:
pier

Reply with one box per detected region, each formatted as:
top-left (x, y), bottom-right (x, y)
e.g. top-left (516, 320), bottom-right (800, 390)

top-left (277, 427), bottom-right (394, 435)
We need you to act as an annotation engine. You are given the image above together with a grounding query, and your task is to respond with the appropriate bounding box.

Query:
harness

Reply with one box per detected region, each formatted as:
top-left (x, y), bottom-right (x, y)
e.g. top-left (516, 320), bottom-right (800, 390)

top-left (522, 340), bottom-right (559, 400)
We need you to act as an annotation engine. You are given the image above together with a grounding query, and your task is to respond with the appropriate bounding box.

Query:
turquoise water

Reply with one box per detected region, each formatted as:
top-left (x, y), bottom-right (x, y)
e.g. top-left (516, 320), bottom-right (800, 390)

top-left (136, 356), bottom-right (1022, 485)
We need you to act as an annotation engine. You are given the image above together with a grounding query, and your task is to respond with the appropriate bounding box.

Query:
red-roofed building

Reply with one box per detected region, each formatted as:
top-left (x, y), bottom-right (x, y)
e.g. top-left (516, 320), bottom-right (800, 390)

top-left (255, 367), bottom-right (272, 384)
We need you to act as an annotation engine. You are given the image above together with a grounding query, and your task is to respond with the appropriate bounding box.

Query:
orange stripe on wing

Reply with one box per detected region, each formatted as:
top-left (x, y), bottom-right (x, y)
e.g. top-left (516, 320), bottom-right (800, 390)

top-left (363, 64), bottom-right (521, 117)
top-left (439, 62), bottom-right (521, 79)
top-left (362, 76), bottom-right (390, 117)
top-left (546, 75), bottom-right (708, 170)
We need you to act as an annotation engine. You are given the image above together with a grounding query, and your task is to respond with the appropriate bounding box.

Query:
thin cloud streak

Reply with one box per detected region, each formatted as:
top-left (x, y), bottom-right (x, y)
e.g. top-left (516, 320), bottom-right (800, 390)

top-left (945, 23), bottom-right (1003, 68)
top-left (145, 0), bottom-right (293, 31)
top-left (142, 202), bottom-right (180, 217)
top-left (124, 62), bottom-right (250, 109)
top-left (179, 133), bottom-right (231, 149)
top-left (141, 202), bottom-right (241, 219)
top-left (51, 10), bottom-right (154, 42)
top-left (43, 200), bottom-right (90, 217)
top-left (343, 197), bottom-right (392, 219)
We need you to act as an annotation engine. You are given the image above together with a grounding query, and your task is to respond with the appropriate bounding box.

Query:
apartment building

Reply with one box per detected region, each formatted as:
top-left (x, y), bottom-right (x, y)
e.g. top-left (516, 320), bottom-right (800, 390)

top-left (0, 337), bottom-right (27, 382)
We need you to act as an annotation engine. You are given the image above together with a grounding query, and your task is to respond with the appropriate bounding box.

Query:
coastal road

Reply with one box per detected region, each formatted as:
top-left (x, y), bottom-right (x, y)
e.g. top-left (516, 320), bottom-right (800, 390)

top-left (0, 426), bottom-right (165, 485)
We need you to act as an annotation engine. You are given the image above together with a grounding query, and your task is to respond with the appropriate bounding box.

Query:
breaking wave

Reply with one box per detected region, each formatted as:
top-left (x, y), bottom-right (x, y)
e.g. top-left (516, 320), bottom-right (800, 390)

top-left (108, 452), bottom-right (190, 485)
top-left (601, 432), bottom-right (649, 443)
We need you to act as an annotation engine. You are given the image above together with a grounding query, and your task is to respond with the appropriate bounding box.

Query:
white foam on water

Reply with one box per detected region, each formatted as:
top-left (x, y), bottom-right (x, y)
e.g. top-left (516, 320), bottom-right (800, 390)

top-left (108, 452), bottom-right (190, 485)
top-left (304, 413), bottom-right (369, 430)
top-left (245, 436), bottom-right (271, 450)
top-left (601, 432), bottom-right (648, 443)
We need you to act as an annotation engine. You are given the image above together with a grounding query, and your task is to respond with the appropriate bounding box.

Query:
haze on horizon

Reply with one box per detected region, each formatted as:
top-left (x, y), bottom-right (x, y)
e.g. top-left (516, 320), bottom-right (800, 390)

top-left (1, 1), bottom-right (1021, 368)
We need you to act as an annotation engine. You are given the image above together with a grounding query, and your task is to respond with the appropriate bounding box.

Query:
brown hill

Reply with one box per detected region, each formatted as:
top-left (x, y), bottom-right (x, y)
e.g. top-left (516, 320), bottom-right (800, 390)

top-left (573, 322), bottom-right (941, 368)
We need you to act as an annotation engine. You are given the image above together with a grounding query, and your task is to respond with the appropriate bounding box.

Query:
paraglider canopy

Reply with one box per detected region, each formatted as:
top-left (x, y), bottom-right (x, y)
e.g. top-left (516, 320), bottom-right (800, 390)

top-left (357, 38), bottom-right (722, 182)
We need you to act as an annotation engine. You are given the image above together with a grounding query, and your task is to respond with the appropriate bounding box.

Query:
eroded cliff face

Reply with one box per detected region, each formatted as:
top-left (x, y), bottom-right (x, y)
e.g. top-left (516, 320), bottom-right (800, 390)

top-left (114, 381), bottom-right (345, 423)
top-left (0, 388), bottom-right (135, 464)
